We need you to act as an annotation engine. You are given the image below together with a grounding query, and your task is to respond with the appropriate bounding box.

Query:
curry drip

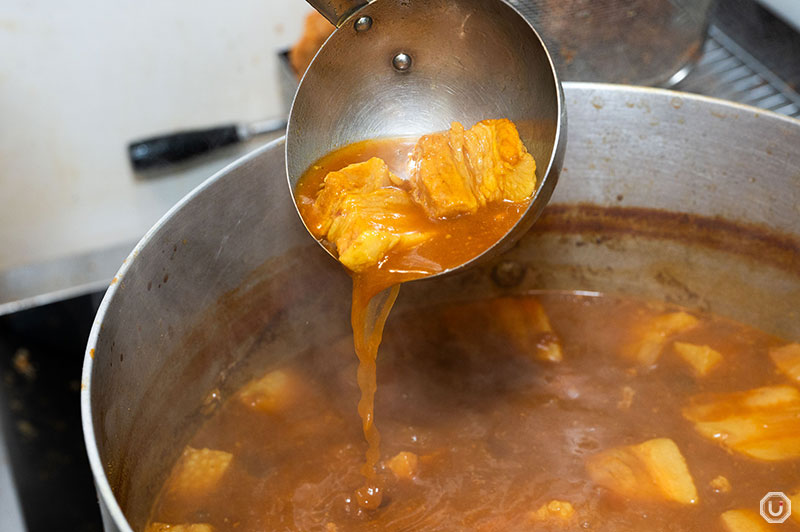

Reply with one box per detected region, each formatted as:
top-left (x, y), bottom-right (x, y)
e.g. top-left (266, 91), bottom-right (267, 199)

top-left (295, 138), bottom-right (532, 509)
top-left (349, 278), bottom-right (399, 508)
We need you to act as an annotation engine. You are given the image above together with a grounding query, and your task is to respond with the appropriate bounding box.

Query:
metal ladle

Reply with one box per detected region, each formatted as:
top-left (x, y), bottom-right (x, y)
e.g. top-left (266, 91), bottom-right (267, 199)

top-left (286, 0), bottom-right (566, 279)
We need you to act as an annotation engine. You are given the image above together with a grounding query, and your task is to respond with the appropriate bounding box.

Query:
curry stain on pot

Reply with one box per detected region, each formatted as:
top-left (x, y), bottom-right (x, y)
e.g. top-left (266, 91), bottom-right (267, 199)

top-left (535, 204), bottom-right (800, 275)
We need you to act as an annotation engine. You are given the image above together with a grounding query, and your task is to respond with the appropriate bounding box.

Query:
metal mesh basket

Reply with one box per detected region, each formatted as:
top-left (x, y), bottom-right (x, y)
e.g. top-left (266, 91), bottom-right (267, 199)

top-left (506, 0), bottom-right (715, 86)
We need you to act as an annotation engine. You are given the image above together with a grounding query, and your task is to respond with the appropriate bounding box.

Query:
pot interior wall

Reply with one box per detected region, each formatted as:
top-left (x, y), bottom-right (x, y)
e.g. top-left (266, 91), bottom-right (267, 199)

top-left (84, 83), bottom-right (800, 532)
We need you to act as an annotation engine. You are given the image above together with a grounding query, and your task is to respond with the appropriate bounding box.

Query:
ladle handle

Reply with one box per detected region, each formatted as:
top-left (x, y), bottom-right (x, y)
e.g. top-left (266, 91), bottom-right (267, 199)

top-left (305, 0), bottom-right (369, 26)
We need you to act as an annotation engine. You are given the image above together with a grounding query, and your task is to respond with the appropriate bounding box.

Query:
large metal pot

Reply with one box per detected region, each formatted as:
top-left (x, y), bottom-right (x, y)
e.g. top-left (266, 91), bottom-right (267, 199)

top-left (81, 83), bottom-right (800, 532)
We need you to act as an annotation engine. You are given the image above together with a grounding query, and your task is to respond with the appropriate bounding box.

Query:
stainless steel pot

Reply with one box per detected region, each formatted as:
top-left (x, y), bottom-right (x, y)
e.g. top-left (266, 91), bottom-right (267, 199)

top-left (82, 83), bottom-right (800, 532)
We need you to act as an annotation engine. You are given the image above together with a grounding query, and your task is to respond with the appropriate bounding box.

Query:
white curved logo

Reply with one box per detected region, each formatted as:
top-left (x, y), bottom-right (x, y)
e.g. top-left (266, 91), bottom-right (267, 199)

top-left (760, 492), bottom-right (791, 524)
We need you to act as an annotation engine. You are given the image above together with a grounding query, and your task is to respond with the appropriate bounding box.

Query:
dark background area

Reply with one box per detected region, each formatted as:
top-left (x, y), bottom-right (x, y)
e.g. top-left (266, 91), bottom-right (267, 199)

top-left (1, 293), bottom-right (104, 532)
top-left (713, 0), bottom-right (800, 90)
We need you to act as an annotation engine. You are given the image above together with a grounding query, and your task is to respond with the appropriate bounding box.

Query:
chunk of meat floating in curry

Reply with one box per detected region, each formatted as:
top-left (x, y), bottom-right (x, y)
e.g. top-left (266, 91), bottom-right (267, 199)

top-left (623, 310), bottom-right (699, 366)
top-left (673, 341), bottom-right (723, 377)
top-left (164, 447), bottom-right (233, 500)
top-left (527, 499), bottom-right (575, 525)
top-left (720, 509), bottom-right (771, 532)
top-left (237, 369), bottom-right (303, 414)
top-left (147, 448), bottom-right (232, 531)
top-left (792, 490), bottom-right (800, 525)
top-left (770, 342), bottom-right (800, 383)
top-left (294, 118), bottom-right (538, 509)
top-left (146, 523), bottom-right (213, 532)
top-left (585, 437), bottom-right (698, 504)
top-left (683, 384), bottom-right (800, 461)
top-left (440, 296), bottom-right (564, 362)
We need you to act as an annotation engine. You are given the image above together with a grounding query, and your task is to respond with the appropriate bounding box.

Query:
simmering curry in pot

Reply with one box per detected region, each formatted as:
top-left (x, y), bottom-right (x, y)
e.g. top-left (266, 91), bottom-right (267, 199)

top-left (146, 292), bottom-right (800, 531)
top-left (145, 128), bottom-right (800, 531)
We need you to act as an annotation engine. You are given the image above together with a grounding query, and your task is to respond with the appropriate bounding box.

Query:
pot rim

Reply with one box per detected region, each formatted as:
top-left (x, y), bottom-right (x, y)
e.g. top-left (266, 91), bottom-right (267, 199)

top-left (80, 137), bottom-right (285, 532)
top-left (80, 82), bottom-right (800, 531)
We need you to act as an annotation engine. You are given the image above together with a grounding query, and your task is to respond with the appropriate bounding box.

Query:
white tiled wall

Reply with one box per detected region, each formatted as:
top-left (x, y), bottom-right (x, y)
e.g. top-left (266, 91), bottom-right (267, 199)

top-left (0, 0), bottom-right (311, 272)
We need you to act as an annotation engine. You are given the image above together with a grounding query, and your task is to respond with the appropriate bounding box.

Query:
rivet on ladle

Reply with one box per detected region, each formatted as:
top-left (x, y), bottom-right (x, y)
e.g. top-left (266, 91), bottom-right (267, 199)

top-left (392, 52), bottom-right (412, 72)
top-left (354, 16), bottom-right (372, 32)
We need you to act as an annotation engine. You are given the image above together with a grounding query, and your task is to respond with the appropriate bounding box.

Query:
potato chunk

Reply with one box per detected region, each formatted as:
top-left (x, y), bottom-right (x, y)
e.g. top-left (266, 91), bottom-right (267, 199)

top-left (238, 370), bottom-right (302, 414)
top-left (527, 500), bottom-right (575, 525)
top-left (490, 297), bottom-right (563, 362)
top-left (709, 475), bottom-right (732, 493)
top-left (683, 385), bottom-right (800, 461)
top-left (617, 386), bottom-right (636, 410)
top-left (305, 158), bottom-right (429, 272)
top-left (443, 297), bottom-right (563, 362)
top-left (409, 119), bottom-right (536, 218)
top-left (625, 311), bottom-right (699, 365)
top-left (720, 510), bottom-right (769, 532)
top-left (166, 447), bottom-right (232, 499)
top-left (673, 342), bottom-right (723, 376)
top-left (147, 524), bottom-right (214, 532)
top-left (770, 343), bottom-right (800, 383)
top-left (585, 438), bottom-right (698, 504)
top-left (386, 451), bottom-right (419, 480)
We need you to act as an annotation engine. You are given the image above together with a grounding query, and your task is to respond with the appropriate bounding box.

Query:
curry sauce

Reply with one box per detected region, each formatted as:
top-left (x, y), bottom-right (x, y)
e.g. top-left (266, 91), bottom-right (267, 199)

top-left (146, 292), bottom-right (800, 531)
top-left (145, 128), bottom-right (799, 531)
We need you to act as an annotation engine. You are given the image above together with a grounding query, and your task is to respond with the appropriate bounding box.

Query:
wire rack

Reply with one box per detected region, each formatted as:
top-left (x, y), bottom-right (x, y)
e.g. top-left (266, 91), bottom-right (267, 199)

top-left (504, 0), bottom-right (800, 118)
top-left (677, 25), bottom-right (800, 118)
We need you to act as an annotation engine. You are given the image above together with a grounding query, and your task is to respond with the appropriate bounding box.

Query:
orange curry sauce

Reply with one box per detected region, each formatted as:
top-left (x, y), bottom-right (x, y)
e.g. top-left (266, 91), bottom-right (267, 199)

top-left (146, 293), bottom-right (800, 531)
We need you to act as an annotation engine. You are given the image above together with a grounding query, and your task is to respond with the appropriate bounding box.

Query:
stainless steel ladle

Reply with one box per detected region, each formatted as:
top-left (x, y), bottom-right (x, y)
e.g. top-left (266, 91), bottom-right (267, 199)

top-left (286, 0), bottom-right (566, 279)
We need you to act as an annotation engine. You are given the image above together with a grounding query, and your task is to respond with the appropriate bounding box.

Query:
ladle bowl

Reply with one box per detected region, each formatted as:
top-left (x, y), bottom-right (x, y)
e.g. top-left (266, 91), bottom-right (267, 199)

top-left (286, 0), bottom-right (566, 278)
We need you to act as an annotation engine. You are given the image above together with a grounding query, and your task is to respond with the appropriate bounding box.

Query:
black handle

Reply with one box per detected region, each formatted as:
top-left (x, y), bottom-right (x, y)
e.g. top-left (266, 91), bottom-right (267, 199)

top-left (128, 125), bottom-right (241, 171)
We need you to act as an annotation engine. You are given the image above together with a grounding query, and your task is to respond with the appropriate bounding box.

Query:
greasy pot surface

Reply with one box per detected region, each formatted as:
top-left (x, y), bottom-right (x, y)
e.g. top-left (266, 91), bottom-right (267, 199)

top-left (82, 83), bottom-right (800, 532)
